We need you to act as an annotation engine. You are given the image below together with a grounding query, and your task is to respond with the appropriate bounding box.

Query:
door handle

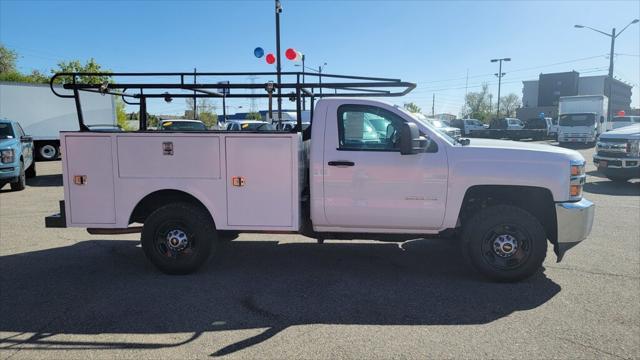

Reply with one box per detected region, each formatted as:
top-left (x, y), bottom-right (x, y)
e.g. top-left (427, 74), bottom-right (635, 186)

top-left (328, 161), bottom-right (355, 167)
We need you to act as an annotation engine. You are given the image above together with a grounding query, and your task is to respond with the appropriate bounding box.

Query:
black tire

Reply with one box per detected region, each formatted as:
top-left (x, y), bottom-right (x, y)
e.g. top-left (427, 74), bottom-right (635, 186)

top-left (25, 161), bottom-right (36, 178)
top-left (37, 143), bottom-right (59, 161)
top-left (606, 175), bottom-right (631, 183)
top-left (462, 205), bottom-right (547, 282)
top-left (10, 161), bottom-right (26, 191)
top-left (141, 202), bottom-right (216, 274)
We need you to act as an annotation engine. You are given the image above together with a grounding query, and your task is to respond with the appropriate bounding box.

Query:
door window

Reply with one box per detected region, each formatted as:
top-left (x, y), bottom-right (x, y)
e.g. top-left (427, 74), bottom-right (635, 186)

top-left (337, 105), bottom-right (405, 151)
top-left (15, 123), bottom-right (25, 137)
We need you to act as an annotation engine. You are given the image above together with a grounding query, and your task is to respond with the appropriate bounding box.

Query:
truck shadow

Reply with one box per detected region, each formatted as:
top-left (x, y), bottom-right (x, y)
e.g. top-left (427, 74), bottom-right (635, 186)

top-left (584, 179), bottom-right (640, 196)
top-left (0, 239), bottom-right (560, 356)
top-left (557, 143), bottom-right (594, 150)
top-left (26, 174), bottom-right (63, 187)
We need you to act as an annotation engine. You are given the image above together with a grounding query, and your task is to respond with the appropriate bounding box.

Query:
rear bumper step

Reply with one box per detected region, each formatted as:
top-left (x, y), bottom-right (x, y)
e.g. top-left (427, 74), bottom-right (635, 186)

top-left (45, 200), bottom-right (66, 228)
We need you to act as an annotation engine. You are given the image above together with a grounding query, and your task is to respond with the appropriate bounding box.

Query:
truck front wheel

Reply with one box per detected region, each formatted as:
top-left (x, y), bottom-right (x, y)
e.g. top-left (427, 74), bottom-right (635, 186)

top-left (10, 160), bottom-right (26, 191)
top-left (462, 205), bottom-right (547, 282)
top-left (141, 202), bottom-right (216, 274)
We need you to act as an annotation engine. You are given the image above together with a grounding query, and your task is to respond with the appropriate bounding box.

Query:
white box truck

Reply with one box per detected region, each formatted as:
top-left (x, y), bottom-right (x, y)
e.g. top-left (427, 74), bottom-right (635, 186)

top-left (0, 82), bottom-right (116, 160)
top-left (45, 71), bottom-right (595, 282)
top-left (557, 95), bottom-right (608, 146)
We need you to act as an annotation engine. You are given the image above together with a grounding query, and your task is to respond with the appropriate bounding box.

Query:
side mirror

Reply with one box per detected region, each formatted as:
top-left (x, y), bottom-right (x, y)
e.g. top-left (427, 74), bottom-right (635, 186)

top-left (400, 122), bottom-right (429, 155)
top-left (600, 116), bottom-right (604, 123)
top-left (20, 135), bottom-right (33, 143)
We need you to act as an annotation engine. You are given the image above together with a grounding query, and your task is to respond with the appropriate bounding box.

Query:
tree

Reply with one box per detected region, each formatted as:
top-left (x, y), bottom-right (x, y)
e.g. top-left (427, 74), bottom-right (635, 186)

top-left (52, 58), bottom-right (111, 84)
top-left (403, 102), bottom-right (421, 113)
top-left (185, 98), bottom-right (218, 128)
top-left (462, 83), bottom-right (493, 122)
top-left (498, 93), bottom-right (521, 118)
top-left (245, 112), bottom-right (262, 120)
top-left (0, 44), bottom-right (17, 74)
top-left (115, 98), bottom-right (132, 131)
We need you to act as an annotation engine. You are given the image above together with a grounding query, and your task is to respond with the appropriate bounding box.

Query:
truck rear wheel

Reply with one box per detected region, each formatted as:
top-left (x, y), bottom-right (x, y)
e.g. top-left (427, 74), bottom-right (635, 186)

top-left (462, 205), bottom-right (547, 282)
top-left (141, 202), bottom-right (216, 274)
top-left (37, 143), bottom-right (59, 161)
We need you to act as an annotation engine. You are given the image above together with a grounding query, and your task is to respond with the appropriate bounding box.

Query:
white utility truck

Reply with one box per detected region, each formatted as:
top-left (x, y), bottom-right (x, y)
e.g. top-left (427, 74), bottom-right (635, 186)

top-left (557, 95), bottom-right (608, 146)
top-left (0, 82), bottom-right (116, 160)
top-left (45, 71), bottom-right (595, 282)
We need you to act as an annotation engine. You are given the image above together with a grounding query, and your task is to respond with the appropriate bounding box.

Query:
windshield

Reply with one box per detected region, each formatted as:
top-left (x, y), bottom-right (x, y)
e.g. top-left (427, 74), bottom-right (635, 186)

top-left (0, 123), bottom-right (15, 139)
top-left (431, 120), bottom-right (445, 128)
top-left (612, 116), bottom-right (640, 123)
top-left (559, 113), bottom-right (595, 127)
top-left (238, 122), bottom-right (275, 131)
top-left (161, 121), bottom-right (207, 131)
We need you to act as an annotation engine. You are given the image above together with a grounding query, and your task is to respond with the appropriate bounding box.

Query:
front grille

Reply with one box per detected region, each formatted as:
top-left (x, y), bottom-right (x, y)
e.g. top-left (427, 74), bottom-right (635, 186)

top-left (598, 138), bottom-right (627, 143)
top-left (597, 141), bottom-right (628, 158)
top-left (597, 151), bottom-right (629, 158)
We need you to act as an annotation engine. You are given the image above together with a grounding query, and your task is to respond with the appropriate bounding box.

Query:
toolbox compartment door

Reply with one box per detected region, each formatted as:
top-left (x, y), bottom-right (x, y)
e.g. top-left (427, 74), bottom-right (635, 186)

top-left (226, 136), bottom-right (295, 227)
top-left (65, 136), bottom-right (115, 224)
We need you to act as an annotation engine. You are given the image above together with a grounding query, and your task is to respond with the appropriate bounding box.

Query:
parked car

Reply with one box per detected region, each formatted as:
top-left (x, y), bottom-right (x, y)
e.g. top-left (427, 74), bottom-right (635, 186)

top-left (549, 117), bottom-right (559, 138)
top-left (610, 115), bottom-right (640, 130)
top-left (160, 119), bottom-right (207, 131)
top-left (450, 118), bottom-right (487, 135)
top-left (87, 124), bottom-right (124, 132)
top-left (225, 120), bottom-right (275, 131)
top-left (525, 117), bottom-right (554, 137)
top-left (491, 118), bottom-right (525, 130)
top-left (426, 119), bottom-right (461, 139)
top-left (0, 119), bottom-right (36, 191)
top-left (274, 120), bottom-right (311, 131)
top-left (593, 123), bottom-right (640, 182)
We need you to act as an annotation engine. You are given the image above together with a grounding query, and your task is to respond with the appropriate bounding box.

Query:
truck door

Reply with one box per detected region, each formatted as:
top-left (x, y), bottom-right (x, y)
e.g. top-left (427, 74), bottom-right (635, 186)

top-left (322, 103), bottom-right (448, 230)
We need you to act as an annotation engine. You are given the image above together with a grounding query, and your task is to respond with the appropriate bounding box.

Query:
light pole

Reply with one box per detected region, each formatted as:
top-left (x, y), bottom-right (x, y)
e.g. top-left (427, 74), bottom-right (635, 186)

top-left (490, 57), bottom-right (510, 119)
top-left (295, 62), bottom-right (327, 96)
top-left (275, 0), bottom-right (283, 121)
top-left (574, 19), bottom-right (639, 120)
top-left (301, 54), bottom-right (305, 110)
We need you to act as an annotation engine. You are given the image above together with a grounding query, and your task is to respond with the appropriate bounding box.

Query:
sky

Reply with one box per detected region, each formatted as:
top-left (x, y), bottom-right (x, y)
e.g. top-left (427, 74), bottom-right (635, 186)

top-left (1, 0), bottom-right (639, 117)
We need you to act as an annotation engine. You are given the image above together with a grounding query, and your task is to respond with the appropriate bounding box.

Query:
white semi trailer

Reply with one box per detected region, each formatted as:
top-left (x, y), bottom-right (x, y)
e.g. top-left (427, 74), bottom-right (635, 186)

top-left (0, 82), bottom-right (116, 160)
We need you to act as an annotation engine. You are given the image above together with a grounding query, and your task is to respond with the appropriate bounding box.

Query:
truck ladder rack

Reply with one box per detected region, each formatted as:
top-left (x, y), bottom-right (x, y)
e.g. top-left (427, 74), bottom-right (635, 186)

top-left (49, 71), bottom-right (416, 132)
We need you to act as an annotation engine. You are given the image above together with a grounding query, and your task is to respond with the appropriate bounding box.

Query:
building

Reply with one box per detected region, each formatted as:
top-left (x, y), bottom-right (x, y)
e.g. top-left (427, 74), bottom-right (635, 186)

top-left (517, 71), bottom-right (633, 120)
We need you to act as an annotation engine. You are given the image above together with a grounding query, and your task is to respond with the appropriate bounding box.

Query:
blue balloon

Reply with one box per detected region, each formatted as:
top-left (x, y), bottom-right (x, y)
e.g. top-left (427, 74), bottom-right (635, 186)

top-left (254, 47), bottom-right (264, 58)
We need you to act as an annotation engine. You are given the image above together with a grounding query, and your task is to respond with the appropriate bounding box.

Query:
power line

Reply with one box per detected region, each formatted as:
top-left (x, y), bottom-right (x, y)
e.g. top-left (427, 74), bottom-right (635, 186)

top-left (414, 54), bottom-right (607, 85)
top-left (411, 66), bottom-right (609, 93)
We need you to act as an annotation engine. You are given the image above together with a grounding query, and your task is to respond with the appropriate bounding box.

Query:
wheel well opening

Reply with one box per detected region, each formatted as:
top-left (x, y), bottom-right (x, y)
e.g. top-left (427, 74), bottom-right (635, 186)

top-left (129, 189), bottom-right (213, 225)
top-left (458, 185), bottom-right (557, 244)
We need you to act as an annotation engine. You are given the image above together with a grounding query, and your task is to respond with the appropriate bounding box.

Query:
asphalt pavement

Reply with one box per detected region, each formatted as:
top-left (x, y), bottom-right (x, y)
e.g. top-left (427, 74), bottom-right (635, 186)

top-left (0, 143), bottom-right (638, 359)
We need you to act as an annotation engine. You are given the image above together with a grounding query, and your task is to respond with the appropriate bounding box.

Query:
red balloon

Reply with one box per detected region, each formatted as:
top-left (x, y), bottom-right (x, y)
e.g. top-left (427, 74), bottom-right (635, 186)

top-left (266, 53), bottom-right (275, 64)
top-left (285, 48), bottom-right (297, 60)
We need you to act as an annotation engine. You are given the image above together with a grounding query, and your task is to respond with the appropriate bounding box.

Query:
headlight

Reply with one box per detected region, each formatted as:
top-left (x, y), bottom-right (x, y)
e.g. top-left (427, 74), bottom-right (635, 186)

top-left (627, 139), bottom-right (640, 157)
top-left (570, 163), bottom-right (585, 176)
top-left (569, 160), bottom-right (585, 201)
top-left (1, 149), bottom-right (14, 164)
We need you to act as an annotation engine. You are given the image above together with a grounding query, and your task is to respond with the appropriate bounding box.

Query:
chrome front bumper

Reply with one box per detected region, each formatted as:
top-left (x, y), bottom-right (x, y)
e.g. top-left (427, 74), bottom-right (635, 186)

top-left (554, 198), bottom-right (595, 262)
